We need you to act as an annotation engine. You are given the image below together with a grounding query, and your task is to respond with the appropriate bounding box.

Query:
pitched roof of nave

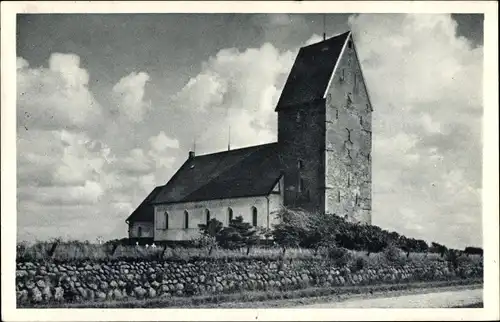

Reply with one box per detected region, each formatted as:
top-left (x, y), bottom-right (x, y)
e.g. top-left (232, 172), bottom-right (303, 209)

top-left (275, 31), bottom-right (351, 111)
top-left (127, 142), bottom-right (284, 222)
top-left (153, 142), bottom-right (282, 204)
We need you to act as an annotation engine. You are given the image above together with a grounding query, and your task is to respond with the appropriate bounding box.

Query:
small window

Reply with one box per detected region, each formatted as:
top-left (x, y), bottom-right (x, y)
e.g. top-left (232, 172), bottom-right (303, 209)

top-left (138, 226), bottom-right (142, 237)
top-left (298, 177), bottom-right (304, 192)
top-left (184, 211), bottom-right (189, 229)
top-left (205, 209), bottom-right (210, 225)
top-left (348, 40), bottom-right (352, 49)
top-left (164, 212), bottom-right (169, 230)
top-left (346, 92), bottom-right (353, 105)
top-left (340, 69), bottom-right (345, 82)
top-left (252, 207), bottom-right (258, 227)
top-left (337, 191), bottom-right (341, 202)
top-left (227, 207), bottom-right (233, 224)
top-left (297, 160), bottom-right (304, 169)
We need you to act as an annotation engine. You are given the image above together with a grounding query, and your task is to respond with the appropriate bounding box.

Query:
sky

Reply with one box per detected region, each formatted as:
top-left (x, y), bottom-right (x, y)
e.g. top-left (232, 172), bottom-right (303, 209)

top-left (16, 13), bottom-right (484, 249)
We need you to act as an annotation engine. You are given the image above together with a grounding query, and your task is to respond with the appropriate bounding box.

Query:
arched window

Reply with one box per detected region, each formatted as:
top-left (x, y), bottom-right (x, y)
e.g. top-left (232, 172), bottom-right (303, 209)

top-left (164, 212), bottom-right (169, 229)
top-left (184, 210), bottom-right (189, 229)
top-left (227, 207), bottom-right (233, 225)
top-left (137, 226), bottom-right (142, 237)
top-left (252, 207), bottom-right (258, 227)
top-left (205, 209), bottom-right (210, 225)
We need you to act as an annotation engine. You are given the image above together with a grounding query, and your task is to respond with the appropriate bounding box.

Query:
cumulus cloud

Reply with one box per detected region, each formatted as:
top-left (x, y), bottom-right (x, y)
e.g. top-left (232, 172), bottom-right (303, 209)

top-left (149, 131), bottom-right (180, 151)
top-left (114, 148), bottom-right (152, 175)
top-left (347, 14), bottom-right (482, 248)
top-left (17, 53), bottom-right (102, 131)
top-left (17, 130), bottom-right (109, 187)
top-left (17, 126), bottom-right (179, 241)
top-left (20, 180), bottom-right (104, 206)
top-left (172, 42), bottom-right (296, 153)
top-left (112, 71), bottom-right (151, 122)
top-left (16, 57), bottom-right (179, 242)
top-left (17, 57), bottom-right (29, 69)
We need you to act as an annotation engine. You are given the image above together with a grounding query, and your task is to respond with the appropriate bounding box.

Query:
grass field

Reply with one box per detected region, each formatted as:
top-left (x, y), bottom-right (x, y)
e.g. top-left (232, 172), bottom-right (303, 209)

top-left (18, 238), bottom-right (474, 264)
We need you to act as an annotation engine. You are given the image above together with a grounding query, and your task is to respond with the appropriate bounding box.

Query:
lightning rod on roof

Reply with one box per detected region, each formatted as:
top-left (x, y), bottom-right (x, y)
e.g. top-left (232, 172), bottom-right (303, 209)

top-left (228, 125), bottom-right (231, 151)
top-left (323, 14), bottom-right (326, 41)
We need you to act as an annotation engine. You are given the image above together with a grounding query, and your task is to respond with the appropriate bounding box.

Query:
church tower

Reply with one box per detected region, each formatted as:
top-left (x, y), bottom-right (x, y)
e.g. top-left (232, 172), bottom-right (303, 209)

top-left (276, 31), bottom-right (372, 224)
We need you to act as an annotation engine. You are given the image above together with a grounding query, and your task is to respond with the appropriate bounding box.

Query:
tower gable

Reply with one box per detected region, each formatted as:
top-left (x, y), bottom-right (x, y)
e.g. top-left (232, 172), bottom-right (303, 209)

top-left (323, 33), bottom-right (373, 224)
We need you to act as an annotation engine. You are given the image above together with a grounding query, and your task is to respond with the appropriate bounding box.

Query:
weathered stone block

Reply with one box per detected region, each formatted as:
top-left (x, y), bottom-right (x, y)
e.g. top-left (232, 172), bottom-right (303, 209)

top-left (31, 287), bottom-right (43, 303)
top-left (133, 286), bottom-right (147, 299)
top-left (147, 287), bottom-right (156, 298)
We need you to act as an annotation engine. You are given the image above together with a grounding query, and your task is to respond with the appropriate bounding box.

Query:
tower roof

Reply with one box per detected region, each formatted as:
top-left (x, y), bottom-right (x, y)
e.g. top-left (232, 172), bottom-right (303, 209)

top-left (275, 31), bottom-right (351, 111)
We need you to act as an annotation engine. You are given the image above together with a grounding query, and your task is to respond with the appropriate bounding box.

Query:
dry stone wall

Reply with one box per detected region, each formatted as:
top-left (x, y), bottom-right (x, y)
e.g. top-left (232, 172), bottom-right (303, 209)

top-left (16, 257), bottom-right (483, 306)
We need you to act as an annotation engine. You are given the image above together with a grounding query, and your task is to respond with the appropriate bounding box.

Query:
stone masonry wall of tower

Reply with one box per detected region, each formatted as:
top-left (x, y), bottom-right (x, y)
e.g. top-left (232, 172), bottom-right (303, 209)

top-left (277, 100), bottom-right (326, 213)
top-left (324, 36), bottom-right (372, 224)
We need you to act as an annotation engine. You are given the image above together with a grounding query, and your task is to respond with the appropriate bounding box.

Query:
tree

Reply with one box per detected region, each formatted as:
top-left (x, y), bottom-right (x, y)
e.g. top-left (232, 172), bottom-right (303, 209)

top-left (197, 218), bottom-right (224, 255)
top-left (464, 246), bottom-right (483, 256)
top-left (363, 226), bottom-right (389, 255)
top-left (430, 242), bottom-right (448, 257)
top-left (304, 211), bottom-right (339, 253)
top-left (415, 239), bottom-right (429, 253)
top-left (272, 207), bottom-right (309, 255)
top-left (217, 216), bottom-right (258, 254)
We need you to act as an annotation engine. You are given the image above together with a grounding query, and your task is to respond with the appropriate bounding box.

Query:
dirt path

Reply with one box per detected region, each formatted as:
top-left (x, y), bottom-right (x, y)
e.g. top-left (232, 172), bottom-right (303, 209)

top-left (296, 288), bottom-right (483, 308)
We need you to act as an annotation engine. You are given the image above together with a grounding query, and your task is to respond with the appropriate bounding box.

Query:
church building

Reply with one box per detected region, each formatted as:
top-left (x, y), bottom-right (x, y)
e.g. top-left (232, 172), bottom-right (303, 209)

top-left (125, 31), bottom-right (373, 241)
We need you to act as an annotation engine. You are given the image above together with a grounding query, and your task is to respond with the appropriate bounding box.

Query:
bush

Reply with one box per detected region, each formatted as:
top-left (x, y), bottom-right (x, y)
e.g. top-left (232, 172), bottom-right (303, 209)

top-left (197, 218), bottom-right (225, 255)
top-left (272, 207), bottom-right (310, 253)
top-left (464, 246), bottom-right (483, 256)
top-left (383, 245), bottom-right (406, 265)
top-left (272, 208), bottom-right (431, 256)
top-left (445, 249), bottom-right (460, 270)
top-left (326, 246), bottom-right (352, 267)
top-left (352, 256), bottom-right (367, 272)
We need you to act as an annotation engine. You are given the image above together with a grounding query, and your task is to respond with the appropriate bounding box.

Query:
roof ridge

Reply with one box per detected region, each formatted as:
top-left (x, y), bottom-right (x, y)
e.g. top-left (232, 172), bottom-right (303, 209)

top-left (182, 143), bottom-right (277, 201)
top-left (193, 141), bottom-right (278, 158)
